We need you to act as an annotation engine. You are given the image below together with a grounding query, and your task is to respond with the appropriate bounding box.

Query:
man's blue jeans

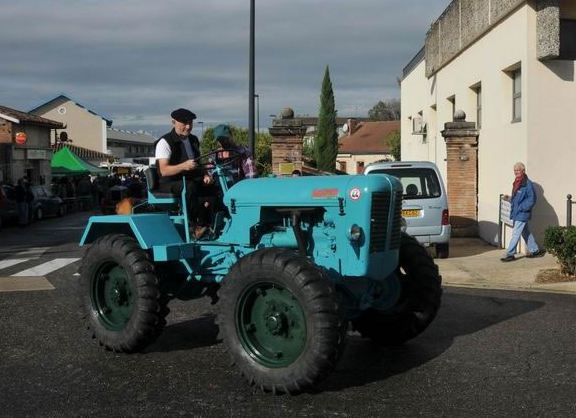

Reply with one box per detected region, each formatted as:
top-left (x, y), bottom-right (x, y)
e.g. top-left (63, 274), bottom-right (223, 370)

top-left (506, 220), bottom-right (539, 257)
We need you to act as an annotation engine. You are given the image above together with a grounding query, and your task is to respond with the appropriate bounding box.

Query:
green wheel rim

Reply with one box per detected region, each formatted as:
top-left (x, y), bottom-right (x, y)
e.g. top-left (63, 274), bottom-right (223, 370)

top-left (236, 281), bottom-right (307, 368)
top-left (91, 261), bottom-right (135, 331)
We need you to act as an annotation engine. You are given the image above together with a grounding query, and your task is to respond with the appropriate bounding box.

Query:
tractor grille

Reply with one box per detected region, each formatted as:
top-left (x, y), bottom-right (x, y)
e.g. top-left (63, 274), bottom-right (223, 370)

top-left (370, 192), bottom-right (390, 253)
top-left (389, 190), bottom-right (403, 250)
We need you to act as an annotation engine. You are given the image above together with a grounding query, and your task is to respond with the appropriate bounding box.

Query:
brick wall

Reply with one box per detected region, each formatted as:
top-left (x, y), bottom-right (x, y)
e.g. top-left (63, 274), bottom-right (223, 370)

top-left (442, 118), bottom-right (479, 236)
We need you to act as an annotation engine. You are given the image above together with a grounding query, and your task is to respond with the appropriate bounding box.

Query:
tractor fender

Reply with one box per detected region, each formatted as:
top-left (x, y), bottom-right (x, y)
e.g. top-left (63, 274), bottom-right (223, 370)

top-left (80, 213), bottom-right (185, 249)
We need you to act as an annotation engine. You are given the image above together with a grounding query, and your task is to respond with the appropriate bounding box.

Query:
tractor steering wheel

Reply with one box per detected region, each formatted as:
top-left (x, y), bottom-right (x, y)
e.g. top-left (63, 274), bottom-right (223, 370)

top-left (196, 149), bottom-right (243, 170)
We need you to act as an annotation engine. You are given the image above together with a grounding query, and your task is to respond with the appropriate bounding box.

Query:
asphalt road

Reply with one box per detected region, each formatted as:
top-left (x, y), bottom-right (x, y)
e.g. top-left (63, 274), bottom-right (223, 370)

top-left (1, 213), bottom-right (575, 417)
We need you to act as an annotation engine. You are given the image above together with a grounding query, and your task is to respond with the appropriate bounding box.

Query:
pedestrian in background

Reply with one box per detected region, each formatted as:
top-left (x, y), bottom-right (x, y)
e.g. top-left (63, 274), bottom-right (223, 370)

top-left (15, 177), bottom-right (33, 227)
top-left (501, 162), bottom-right (546, 262)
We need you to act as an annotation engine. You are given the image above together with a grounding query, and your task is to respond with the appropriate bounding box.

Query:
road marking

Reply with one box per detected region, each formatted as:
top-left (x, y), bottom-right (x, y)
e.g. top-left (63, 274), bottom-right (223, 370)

top-left (16, 247), bottom-right (49, 258)
top-left (12, 258), bottom-right (80, 277)
top-left (38, 226), bottom-right (86, 231)
top-left (0, 259), bottom-right (29, 270)
top-left (0, 277), bottom-right (55, 292)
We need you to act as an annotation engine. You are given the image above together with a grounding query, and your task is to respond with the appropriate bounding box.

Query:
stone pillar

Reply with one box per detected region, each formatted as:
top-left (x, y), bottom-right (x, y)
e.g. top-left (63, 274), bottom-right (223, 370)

top-left (268, 108), bottom-right (307, 176)
top-left (441, 110), bottom-right (479, 237)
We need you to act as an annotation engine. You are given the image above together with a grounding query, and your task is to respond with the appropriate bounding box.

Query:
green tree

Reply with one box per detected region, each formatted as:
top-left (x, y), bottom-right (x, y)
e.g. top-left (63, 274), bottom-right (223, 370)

top-left (200, 126), bottom-right (272, 175)
top-left (386, 129), bottom-right (401, 161)
top-left (368, 99), bottom-right (401, 121)
top-left (314, 66), bottom-right (338, 172)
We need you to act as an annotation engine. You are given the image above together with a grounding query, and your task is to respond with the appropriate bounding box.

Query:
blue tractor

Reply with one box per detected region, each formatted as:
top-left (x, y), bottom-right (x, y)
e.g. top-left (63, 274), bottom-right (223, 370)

top-left (79, 152), bottom-right (441, 393)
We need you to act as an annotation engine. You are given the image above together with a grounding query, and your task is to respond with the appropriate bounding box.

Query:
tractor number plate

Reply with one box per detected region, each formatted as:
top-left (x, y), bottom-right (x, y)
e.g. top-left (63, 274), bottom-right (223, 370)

top-left (402, 209), bottom-right (421, 218)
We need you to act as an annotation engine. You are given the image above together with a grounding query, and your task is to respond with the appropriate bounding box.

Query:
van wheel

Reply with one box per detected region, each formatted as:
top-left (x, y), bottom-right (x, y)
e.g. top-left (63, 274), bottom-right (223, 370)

top-left (436, 243), bottom-right (449, 259)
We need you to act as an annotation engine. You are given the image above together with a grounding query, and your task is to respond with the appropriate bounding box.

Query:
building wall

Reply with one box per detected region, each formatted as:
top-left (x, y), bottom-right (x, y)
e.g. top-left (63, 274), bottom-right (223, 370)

top-left (401, 61), bottom-right (442, 164)
top-left (39, 99), bottom-right (106, 153)
top-left (404, 0), bottom-right (576, 248)
top-left (425, 0), bottom-right (526, 77)
top-left (402, 4), bottom-right (532, 245)
top-left (336, 154), bottom-right (393, 175)
top-left (7, 124), bottom-right (53, 186)
top-left (527, 4), bottom-right (576, 238)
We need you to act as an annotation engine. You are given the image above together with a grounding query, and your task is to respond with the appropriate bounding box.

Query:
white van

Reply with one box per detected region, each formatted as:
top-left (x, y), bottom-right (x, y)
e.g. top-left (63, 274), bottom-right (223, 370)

top-left (364, 161), bottom-right (451, 258)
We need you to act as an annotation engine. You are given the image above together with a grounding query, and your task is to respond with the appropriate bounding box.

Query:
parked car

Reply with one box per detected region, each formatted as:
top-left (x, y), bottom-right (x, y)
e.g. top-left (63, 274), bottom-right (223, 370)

top-left (0, 184), bottom-right (18, 229)
top-left (30, 185), bottom-right (65, 220)
top-left (364, 161), bottom-right (451, 258)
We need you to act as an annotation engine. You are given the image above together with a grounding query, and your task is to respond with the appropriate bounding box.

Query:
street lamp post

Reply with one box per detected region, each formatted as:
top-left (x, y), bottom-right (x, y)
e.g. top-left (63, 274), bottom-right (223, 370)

top-left (254, 94), bottom-right (260, 134)
top-left (197, 121), bottom-right (204, 138)
top-left (248, 0), bottom-right (255, 156)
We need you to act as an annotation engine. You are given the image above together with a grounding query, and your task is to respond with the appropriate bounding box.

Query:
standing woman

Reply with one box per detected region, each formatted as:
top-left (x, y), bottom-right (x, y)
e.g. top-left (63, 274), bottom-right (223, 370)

top-left (501, 162), bottom-right (546, 262)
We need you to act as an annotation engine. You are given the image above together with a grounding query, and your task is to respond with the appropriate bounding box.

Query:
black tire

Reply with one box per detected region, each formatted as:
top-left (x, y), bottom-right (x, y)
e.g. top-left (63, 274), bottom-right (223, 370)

top-left (217, 248), bottom-right (346, 394)
top-left (79, 234), bottom-right (166, 352)
top-left (436, 243), bottom-right (449, 259)
top-left (353, 233), bottom-right (442, 346)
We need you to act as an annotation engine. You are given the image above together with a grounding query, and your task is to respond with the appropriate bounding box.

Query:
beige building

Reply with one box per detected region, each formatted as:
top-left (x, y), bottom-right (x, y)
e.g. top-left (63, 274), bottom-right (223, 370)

top-left (30, 95), bottom-right (110, 155)
top-left (337, 120), bottom-right (399, 174)
top-left (30, 95), bottom-right (156, 161)
top-left (401, 0), bottom-right (576, 246)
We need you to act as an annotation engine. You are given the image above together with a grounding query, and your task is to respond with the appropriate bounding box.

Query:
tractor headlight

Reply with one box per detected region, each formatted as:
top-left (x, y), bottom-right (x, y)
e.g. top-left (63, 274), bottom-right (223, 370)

top-left (347, 224), bottom-right (363, 242)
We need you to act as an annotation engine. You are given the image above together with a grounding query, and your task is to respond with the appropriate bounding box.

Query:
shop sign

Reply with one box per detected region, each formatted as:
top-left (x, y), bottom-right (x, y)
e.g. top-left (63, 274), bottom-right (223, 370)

top-left (15, 132), bottom-right (27, 145)
top-left (27, 149), bottom-right (48, 160)
top-left (278, 162), bottom-right (295, 175)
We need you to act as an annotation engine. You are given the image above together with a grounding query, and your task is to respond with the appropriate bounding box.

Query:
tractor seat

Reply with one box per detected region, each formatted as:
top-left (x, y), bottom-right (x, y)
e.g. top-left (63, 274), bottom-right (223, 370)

top-left (144, 167), bottom-right (177, 199)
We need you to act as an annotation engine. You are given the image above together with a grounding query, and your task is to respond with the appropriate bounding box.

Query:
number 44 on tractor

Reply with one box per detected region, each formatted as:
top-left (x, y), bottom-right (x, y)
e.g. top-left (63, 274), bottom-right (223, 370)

top-left (78, 150), bottom-right (442, 394)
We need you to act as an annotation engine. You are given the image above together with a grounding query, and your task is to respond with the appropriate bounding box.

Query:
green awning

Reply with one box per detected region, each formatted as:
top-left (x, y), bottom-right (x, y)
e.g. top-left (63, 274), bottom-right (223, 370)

top-left (51, 146), bottom-right (109, 176)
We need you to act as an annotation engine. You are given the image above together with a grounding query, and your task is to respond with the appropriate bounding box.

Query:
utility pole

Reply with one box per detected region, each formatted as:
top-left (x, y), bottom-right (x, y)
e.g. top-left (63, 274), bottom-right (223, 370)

top-left (248, 0), bottom-right (255, 156)
top-left (255, 94), bottom-right (260, 134)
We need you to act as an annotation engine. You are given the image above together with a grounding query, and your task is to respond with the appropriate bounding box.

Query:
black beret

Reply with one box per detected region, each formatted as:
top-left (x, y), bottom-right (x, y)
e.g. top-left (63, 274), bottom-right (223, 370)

top-left (171, 108), bottom-right (196, 123)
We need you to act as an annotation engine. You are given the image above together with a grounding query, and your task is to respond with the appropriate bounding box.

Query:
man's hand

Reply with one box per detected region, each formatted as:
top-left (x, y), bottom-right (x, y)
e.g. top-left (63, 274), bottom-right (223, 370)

top-left (180, 159), bottom-right (197, 171)
top-left (203, 174), bottom-right (214, 185)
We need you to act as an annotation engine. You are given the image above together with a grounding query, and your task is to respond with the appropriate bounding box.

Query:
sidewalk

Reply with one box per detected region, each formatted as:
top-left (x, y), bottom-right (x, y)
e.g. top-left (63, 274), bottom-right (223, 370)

top-left (436, 238), bottom-right (576, 295)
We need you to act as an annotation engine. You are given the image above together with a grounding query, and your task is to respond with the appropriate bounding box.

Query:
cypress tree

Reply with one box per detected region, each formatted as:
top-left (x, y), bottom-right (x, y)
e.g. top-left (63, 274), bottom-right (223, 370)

top-left (315, 66), bottom-right (338, 172)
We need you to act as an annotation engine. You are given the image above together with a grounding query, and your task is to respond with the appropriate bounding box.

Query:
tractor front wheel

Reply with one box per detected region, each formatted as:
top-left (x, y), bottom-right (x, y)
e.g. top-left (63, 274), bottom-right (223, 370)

top-left (218, 248), bottom-right (346, 394)
top-left (353, 233), bottom-right (442, 346)
top-left (79, 234), bottom-right (166, 352)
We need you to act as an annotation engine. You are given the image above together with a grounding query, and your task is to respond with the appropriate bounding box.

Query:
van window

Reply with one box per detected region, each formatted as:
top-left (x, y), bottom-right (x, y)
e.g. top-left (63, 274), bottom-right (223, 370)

top-left (369, 168), bottom-right (442, 200)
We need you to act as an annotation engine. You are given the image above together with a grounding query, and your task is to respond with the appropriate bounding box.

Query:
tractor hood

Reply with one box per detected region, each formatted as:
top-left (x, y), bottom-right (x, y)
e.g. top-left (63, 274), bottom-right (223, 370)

top-left (224, 174), bottom-right (398, 208)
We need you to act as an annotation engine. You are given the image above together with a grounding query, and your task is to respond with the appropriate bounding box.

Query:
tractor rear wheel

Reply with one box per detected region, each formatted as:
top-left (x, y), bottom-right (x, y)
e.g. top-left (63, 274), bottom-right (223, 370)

top-left (79, 234), bottom-right (166, 352)
top-left (353, 233), bottom-right (442, 346)
top-left (218, 248), bottom-right (346, 394)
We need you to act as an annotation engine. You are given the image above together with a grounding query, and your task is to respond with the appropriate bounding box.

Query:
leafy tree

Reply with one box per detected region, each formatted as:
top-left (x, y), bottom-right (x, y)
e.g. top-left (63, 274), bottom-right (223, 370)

top-left (302, 140), bottom-right (316, 165)
top-left (200, 126), bottom-right (272, 175)
top-left (368, 99), bottom-right (401, 121)
top-left (315, 66), bottom-right (338, 172)
top-left (386, 129), bottom-right (401, 161)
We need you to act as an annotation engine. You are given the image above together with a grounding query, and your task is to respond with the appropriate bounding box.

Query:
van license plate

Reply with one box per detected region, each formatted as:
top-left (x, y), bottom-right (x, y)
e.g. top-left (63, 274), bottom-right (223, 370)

top-left (402, 209), bottom-right (421, 218)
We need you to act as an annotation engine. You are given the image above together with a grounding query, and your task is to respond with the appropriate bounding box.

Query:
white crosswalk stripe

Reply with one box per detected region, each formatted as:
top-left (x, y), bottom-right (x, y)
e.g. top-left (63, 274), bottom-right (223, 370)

top-left (0, 259), bottom-right (30, 270)
top-left (11, 258), bottom-right (80, 277)
top-left (15, 247), bottom-right (49, 258)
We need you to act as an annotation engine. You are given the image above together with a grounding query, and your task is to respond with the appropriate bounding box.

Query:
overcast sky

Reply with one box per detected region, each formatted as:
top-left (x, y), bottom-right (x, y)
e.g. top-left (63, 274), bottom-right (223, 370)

top-left (0, 0), bottom-right (448, 137)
